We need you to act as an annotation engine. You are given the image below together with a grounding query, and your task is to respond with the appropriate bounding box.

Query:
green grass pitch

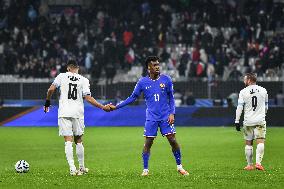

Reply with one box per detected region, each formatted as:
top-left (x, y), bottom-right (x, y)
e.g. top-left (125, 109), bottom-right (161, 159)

top-left (0, 127), bottom-right (283, 189)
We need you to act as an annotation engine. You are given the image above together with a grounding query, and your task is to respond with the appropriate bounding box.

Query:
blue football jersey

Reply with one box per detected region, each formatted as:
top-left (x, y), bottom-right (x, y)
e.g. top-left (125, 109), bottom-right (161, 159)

top-left (116, 74), bottom-right (175, 121)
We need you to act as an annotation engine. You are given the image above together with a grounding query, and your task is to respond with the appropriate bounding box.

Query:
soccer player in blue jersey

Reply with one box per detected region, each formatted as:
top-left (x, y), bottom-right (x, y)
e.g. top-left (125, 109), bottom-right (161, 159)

top-left (107, 56), bottom-right (189, 176)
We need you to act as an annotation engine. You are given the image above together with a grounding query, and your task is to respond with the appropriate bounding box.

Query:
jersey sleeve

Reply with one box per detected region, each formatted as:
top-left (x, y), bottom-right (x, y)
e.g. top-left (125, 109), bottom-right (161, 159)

top-left (116, 79), bottom-right (143, 109)
top-left (235, 91), bottom-right (244, 123)
top-left (167, 76), bottom-right (175, 114)
top-left (82, 78), bottom-right (91, 97)
top-left (237, 90), bottom-right (245, 106)
top-left (52, 73), bottom-right (62, 88)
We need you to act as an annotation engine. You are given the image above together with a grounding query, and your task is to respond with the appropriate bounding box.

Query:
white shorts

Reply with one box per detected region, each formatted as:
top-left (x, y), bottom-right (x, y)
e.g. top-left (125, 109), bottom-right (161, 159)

top-left (243, 124), bottom-right (266, 141)
top-left (58, 117), bottom-right (85, 136)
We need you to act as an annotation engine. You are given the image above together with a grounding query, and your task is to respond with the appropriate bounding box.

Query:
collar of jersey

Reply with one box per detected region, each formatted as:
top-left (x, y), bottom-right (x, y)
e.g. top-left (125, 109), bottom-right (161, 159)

top-left (148, 75), bottom-right (161, 81)
top-left (67, 71), bottom-right (77, 75)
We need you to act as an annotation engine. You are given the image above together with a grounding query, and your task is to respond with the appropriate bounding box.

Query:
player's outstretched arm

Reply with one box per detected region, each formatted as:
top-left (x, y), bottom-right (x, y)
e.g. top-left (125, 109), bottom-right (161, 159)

top-left (115, 81), bottom-right (142, 109)
top-left (115, 95), bottom-right (138, 109)
top-left (84, 95), bottom-right (111, 112)
top-left (44, 84), bottom-right (56, 113)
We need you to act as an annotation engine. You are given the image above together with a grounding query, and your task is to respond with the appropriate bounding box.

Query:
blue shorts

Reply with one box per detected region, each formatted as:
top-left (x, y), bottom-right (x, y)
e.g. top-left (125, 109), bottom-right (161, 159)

top-left (143, 120), bottom-right (176, 137)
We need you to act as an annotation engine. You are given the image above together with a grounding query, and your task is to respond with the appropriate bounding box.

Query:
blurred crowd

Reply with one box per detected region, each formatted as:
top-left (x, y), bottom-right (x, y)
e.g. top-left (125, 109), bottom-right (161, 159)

top-left (0, 0), bottom-right (284, 81)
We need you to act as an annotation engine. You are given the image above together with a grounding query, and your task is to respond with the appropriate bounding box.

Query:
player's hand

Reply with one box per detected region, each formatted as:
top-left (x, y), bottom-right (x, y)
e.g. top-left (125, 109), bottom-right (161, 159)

top-left (103, 104), bottom-right (111, 112)
top-left (235, 122), bottom-right (241, 131)
top-left (168, 114), bottom-right (175, 125)
top-left (108, 104), bottom-right (116, 111)
top-left (44, 99), bottom-right (51, 113)
top-left (103, 103), bottom-right (116, 112)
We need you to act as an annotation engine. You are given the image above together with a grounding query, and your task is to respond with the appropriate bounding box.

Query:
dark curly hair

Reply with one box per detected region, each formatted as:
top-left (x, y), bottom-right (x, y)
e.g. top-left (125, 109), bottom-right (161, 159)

top-left (145, 56), bottom-right (159, 69)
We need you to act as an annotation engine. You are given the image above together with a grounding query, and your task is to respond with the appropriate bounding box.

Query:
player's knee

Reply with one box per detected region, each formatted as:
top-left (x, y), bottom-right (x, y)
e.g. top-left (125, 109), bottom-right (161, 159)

top-left (75, 139), bottom-right (82, 144)
top-left (144, 138), bottom-right (154, 147)
top-left (245, 140), bottom-right (253, 146)
top-left (64, 136), bottom-right (73, 142)
top-left (74, 140), bottom-right (79, 144)
top-left (147, 139), bottom-right (154, 146)
top-left (256, 139), bottom-right (265, 144)
top-left (167, 134), bottom-right (176, 142)
top-left (74, 136), bottom-right (83, 144)
top-left (169, 139), bottom-right (176, 146)
top-left (146, 137), bottom-right (154, 141)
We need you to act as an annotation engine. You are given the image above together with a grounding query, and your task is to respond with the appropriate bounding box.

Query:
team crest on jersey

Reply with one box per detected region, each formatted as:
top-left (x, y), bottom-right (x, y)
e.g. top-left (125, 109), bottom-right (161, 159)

top-left (160, 83), bottom-right (165, 88)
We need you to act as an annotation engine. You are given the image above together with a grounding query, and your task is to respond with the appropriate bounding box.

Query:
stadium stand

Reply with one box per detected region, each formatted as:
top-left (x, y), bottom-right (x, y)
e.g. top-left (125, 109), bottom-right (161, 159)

top-left (0, 0), bottom-right (283, 82)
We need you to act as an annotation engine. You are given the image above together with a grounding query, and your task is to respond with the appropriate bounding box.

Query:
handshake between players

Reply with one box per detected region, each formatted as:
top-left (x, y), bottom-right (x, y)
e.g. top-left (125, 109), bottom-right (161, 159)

top-left (103, 103), bottom-right (116, 112)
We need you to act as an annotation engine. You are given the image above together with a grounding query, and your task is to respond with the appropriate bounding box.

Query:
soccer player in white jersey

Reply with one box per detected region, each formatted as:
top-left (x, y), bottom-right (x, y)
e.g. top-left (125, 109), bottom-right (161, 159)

top-left (235, 73), bottom-right (268, 171)
top-left (44, 60), bottom-right (110, 176)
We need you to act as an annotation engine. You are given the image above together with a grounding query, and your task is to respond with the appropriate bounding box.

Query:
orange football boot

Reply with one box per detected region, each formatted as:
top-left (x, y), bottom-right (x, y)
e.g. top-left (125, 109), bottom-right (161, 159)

top-left (255, 164), bottom-right (265, 171)
top-left (178, 168), bottom-right (189, 176)
top-left (244, 165), bottom-right (254, 170)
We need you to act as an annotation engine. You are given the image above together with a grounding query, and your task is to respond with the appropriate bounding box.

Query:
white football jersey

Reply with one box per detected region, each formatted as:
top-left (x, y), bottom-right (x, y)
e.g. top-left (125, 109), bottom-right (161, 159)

top-left (237, 84), bottom-right (268, 126)
top-left (52, 72), bottom-right (91, 119)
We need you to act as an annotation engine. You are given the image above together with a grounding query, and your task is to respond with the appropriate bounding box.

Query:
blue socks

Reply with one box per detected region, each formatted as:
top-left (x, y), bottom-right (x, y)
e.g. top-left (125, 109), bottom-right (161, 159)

top-left (142, 150), bottom-right (181, 169)
top-left (173, 149), bottom-right (181, 165)
top-left (142, 152), bottom-right (150, 169)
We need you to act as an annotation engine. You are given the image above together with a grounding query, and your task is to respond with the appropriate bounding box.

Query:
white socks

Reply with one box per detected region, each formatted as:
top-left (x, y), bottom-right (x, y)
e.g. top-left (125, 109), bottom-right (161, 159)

top-left (256, 143), bottom-right (264, 165)
top-left (245, 143), bottom-right (265, 165)
top-left (65, 141), bottom-right (86, 171)
top-left (177, 164), bottom-right (183, 170)
top-left (76, 143), bottom-right (85, 168)
top-left (65, 141), bottom-right (76, 171)
top-left (245, 145), bottom-right (253, 165)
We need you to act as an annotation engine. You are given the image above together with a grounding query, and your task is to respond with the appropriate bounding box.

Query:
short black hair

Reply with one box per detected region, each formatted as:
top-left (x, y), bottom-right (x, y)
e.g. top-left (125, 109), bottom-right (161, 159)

top-left (67, 59), bottom-right (79, 68)
top-left (145, 56), bottom-right (159, 68)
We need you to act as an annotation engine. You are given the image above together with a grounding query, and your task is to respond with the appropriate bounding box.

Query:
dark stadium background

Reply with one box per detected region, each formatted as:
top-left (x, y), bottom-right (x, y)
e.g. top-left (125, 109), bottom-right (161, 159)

top-left (0, 0), bottom-right (284, 125)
